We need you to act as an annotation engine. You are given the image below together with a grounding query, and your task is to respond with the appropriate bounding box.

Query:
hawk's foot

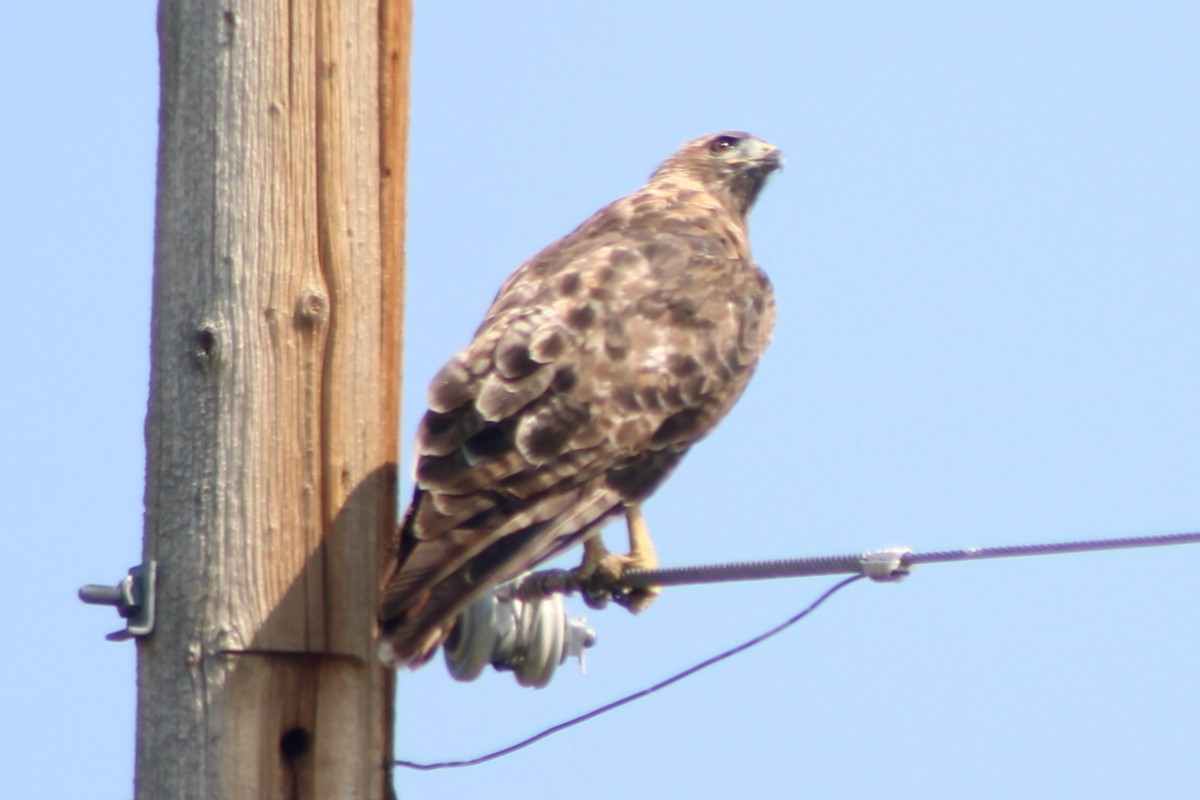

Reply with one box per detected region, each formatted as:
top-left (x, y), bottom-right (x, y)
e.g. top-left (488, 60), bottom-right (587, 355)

top-left (575, 505), bottom-right (661, 612)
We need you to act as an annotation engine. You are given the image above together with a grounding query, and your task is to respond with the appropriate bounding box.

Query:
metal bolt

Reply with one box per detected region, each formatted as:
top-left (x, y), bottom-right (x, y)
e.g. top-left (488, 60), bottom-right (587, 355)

top-left (78, 583), bottom-right (128, 607)
top-left (78, 561), bottom-right (157, 641)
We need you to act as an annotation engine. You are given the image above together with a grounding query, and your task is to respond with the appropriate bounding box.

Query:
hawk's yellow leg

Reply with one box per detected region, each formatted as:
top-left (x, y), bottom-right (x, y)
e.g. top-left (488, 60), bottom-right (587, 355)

top-left (578, 503), bottom-right (661, 612)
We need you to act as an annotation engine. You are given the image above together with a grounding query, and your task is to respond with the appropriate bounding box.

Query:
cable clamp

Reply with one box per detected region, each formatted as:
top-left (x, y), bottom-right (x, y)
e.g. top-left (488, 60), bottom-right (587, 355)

top-left (859, 548), bottom-right (912, 582)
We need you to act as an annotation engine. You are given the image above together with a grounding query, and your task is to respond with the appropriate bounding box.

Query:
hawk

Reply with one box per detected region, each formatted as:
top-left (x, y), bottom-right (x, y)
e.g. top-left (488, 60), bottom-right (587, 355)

top-left (380, 131), bottom-right (783, 666)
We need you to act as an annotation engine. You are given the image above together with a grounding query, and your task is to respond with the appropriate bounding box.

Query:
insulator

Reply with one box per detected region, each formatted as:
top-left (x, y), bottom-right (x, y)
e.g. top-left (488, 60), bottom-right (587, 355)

top-left (443, 575), bottom-right (597, 688)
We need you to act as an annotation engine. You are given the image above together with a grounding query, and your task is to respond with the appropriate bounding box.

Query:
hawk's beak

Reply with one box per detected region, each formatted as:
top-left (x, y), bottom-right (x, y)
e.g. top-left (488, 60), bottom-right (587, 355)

top-left (741, 139), bottom-right (785, 172)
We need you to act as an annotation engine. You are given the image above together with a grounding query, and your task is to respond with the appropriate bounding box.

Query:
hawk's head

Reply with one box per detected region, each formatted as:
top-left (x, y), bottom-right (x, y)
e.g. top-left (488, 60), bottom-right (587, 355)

top-left (652, 131), bottom-right (784, 219)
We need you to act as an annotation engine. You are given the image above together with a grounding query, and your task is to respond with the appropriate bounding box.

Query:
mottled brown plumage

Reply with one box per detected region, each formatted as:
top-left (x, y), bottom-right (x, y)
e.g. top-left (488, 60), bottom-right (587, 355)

top-left (379, 132), bottom-right (783, 665)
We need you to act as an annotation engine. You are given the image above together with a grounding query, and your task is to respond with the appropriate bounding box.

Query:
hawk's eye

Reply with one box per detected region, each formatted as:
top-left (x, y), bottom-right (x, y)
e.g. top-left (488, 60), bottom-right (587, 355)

top-left (708, 135), bottom-right (740, 154)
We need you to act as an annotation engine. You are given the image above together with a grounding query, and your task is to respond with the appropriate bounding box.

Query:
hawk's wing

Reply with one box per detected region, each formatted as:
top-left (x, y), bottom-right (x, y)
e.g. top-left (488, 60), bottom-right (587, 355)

top-left (380, 230), bottom-right (775, 662)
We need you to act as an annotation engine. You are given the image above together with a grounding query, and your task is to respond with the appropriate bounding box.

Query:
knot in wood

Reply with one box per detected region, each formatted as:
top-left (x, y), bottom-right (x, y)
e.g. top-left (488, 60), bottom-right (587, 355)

top-left (296, 287), bottom-right (330, 329)
top-left (191, 316), bottom-right (227, 374)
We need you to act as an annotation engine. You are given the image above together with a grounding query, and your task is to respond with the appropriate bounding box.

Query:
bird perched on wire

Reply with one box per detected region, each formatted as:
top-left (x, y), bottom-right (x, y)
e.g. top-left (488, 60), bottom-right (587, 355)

top-left (379, 131), bottom-right (784, 666)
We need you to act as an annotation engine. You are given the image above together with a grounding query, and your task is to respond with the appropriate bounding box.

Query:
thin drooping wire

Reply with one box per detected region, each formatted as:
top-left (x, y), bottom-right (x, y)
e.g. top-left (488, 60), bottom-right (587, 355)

top-left (393, 574), bottom-right (865, 771)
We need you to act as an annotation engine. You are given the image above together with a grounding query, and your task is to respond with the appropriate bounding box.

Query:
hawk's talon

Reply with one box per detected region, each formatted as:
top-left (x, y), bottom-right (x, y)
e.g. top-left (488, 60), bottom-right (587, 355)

top-left (575, 563), bottom-right (656, 611)
top-left (616, 584), bottom-right (660, 614)
top-left (579, 572), bottom-right (612, 610)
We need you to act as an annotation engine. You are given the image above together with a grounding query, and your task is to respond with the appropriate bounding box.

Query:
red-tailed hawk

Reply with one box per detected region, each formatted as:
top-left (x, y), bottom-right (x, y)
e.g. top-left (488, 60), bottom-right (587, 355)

top-left (380, 131), bottom-right (783, 666)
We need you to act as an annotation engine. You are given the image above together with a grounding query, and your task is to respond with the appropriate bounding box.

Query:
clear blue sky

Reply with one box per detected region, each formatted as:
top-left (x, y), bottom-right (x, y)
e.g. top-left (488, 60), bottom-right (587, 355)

top-left (4, 2), bottom-right (1198, 797)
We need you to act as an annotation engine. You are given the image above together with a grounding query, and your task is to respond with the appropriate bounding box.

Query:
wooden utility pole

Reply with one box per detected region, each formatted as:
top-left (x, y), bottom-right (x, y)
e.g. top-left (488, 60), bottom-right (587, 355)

top-left (138, 1), bottom-right (410, 798)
